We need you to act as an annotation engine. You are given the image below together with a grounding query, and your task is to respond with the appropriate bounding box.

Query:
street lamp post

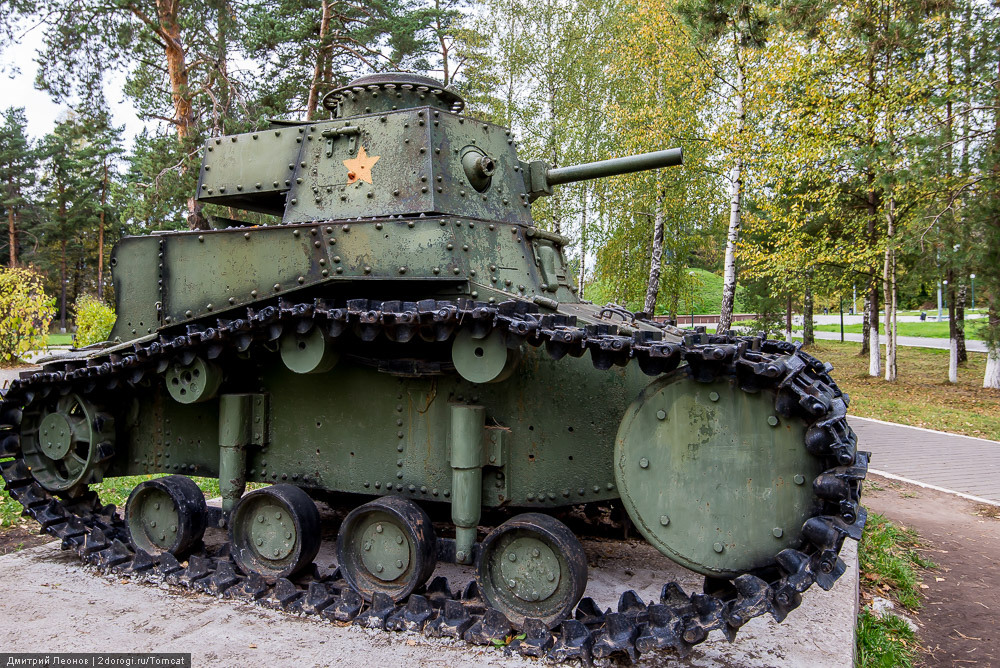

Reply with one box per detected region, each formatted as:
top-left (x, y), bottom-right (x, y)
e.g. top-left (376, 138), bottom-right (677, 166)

top-left (971, 273), bottom-right (976, 311)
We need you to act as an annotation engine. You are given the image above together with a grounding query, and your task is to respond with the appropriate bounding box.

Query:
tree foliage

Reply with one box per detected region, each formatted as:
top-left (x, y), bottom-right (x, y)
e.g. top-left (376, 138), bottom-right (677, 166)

top-left (0, 267), bottom-right (55, 363)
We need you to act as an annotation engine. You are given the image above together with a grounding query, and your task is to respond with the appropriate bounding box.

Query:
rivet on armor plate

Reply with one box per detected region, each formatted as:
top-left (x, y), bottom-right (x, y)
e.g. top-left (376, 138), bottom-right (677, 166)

top-left (709, 391), bottom-right (720, 402)
top-left (773, 527), bottom-right (784, 538)
top-left (794, 474), bottom-right (805, 485)
top-left (656, 410), bottom-right (666, 420)
top-left (639, 457), bottom-right (649, 469)
top-left (767, 415), bottom-right (779, 427)
top-left (714, 542), bottom-right (725, 553)
top-left (660, 515), bottom-right (670, 526)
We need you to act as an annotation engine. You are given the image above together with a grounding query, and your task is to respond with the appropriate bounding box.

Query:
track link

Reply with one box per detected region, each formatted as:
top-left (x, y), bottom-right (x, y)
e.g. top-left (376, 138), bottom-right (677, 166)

top-left (0, 297), bottom-right (868, 663)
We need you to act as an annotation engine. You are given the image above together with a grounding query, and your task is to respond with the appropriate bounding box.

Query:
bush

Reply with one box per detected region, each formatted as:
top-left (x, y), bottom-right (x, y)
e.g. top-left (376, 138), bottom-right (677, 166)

top-left (73, 295), bottom-right (116, 347)
top-left (0, 267), bottom-right (55, 364)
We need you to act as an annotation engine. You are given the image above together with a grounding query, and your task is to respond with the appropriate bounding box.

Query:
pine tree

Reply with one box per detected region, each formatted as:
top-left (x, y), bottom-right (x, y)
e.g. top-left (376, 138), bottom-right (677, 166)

top-left (0, 107), bottom-right (37, 268)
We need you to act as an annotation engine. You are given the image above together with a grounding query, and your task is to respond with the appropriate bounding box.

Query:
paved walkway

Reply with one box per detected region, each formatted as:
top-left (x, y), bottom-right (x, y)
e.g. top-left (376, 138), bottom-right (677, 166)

top-left (798, 330), bottom-right (988, 352)
top-left (851, 416), bottom-right (1000, 504)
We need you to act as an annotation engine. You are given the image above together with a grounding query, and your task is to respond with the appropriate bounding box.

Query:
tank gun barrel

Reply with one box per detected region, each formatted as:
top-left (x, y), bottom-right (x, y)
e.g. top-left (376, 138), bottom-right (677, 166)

top-left (521, 147), bottom-right (683, 201)
top-left (546, 148), bottom-right (683, 186)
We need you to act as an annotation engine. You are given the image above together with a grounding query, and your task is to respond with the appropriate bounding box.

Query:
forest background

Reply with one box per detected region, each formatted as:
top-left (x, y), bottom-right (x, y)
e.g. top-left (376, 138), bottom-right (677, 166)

top-left (0, 0), bottom-right (999, 388)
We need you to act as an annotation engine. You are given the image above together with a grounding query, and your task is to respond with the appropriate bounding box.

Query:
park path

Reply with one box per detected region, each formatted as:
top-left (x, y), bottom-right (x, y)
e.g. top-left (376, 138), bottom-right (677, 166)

top-left (797, 329), bottom-right (988, 352)
top-left (851, 416), bottom-right (1000, 504)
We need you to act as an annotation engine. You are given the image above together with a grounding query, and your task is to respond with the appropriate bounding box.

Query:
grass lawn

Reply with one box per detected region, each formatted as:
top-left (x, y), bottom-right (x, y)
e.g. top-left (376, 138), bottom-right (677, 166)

top-left (855, 513), bottom-right (930, 667)
top-left (46, 333), bottom-right (74, 346)
top-left (814, 320), bottom-right (986, 340)
top-left (806, 341), bottom-right (1000, 441)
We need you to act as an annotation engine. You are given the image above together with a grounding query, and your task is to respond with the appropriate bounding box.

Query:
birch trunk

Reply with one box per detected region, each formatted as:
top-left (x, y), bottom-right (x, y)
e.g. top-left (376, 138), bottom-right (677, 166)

top-left (869, 326), bottom-right (881, 376)
top-left (987, 304), bottom-right (1000, 389)
top-left (785, 293), bottom-right (792, 343)
top-left (718, 56), bottom-right (744, 334)
top-left (577, 189), bottom-right (587, 298)
top-left (803, 280), bottom-right (814, 346)
top-left (947, 270), bottom-right (957, 382)
top-left (883, 200), bottom-right (897, 382)
top-left (861, 295), bottom-right (871, 354)
top-left (643, 195), bottom-right (665, 316)
top-left (869, 279), bottom-right (880, 376)
top-left (956, 284), bottom-right (967, 363)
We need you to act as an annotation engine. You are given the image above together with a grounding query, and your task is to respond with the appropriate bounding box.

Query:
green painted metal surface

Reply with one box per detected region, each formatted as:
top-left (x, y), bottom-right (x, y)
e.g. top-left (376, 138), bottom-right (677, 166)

top-left (86, 71), bottom-right (830, 577)
top-left (614, 374), bottom-right (826, 576)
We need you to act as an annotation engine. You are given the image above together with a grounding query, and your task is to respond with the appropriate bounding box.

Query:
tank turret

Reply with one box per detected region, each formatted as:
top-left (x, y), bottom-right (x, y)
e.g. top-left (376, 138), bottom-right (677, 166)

top-left (195, 73), bottom-right (682, 223)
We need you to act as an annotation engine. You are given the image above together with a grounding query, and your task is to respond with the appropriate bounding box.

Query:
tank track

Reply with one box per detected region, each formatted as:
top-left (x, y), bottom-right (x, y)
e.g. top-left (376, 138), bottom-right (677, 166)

top-left (0, 298), bottom-right (868, 663)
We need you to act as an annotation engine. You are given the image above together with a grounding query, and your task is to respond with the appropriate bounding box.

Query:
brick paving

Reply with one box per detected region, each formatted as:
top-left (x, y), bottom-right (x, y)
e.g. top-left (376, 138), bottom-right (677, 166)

top-left (850, 416), bottom-right (1000, 503)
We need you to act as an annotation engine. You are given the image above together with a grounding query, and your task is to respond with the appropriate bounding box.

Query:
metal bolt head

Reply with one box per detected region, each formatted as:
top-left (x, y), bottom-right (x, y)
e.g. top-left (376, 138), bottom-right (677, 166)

top-left (507, 552), bottom-right (517, 562)
top-left (767, 415), bottom-right (779, 427)
top-left (286, 532), bottom-right (292, 540)
top-left (508, 579), bottom-right (517, 589)
top-left (257, 538), bottom-right (264, 546)
top-left (153, 503), bottom-right (160, 510)
top-left (257, 515), bottom-right (265, 523)
top-left (376, 564), bottom-right (384, 573)
top-left (375, 523), bottom-right (383, 533)
top-left (364, 542), bottom-right (372, 551)
top-left (273, 549), bottom-right (280, 557)
top-left (639, 457), bottom-right (650, 469)
top-left (794, 474), bottom-right (805, 485)
top-left (709, 391), bottom-right (720, 402)
top-left (655, 410), bottom-right (666, 420)
top-left (773, 527), bottom-right (784, 538)
top-left (396, 560), bottom-right (403, 569)
top-left (547, 573), bottom-right (556, 582)
top-left (713, 542), bottom-right (724, 553)
top-left (396, 535), bottom-right (403, 545)
top-left (659, 515), bottom-right (670, 526)
top-left (531, 548), bottom-right (540, 558)
top-left (275, 512), bottom-right (282, 520)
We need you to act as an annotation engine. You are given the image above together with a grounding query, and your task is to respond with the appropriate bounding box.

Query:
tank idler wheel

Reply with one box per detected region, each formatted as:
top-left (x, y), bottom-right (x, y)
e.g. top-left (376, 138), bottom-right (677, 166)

top-left (125, 475), bottom-right (207, 557)
top-left (229, 485), bottom-right (320, 579)
top-left (476, 513), bottom-right (588, 629)
top-left (337, 496), bottom-right (437, 602)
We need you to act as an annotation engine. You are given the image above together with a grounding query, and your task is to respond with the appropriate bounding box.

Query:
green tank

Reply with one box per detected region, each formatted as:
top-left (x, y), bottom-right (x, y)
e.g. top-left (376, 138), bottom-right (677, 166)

top-left (0, 73), bottom-right (866, 661)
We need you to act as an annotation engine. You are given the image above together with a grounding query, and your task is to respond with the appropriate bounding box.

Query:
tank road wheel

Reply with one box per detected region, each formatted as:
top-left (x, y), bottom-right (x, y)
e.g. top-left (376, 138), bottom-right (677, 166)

top-left (21, 393), bottom-right (114, 494)
top-left (125, 475), bottom-right (207, 556)
top-left (229, 485), bottom-right (320, 578)
top-left (337, 496), bottom-right (437, 602)
top-left (476, 513), bottom-right (587, 628)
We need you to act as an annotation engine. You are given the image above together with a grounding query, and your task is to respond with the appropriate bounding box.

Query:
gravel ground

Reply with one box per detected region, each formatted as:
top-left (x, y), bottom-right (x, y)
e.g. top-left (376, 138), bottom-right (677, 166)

top-left (0, 534), bottom-right (857, 667)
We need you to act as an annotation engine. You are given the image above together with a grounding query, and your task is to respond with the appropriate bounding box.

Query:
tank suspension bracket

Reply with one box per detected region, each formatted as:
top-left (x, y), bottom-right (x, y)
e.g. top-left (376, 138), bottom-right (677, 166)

top-left (218, 394), bottom-right (267, 517)
top-left (450, 404), bottom-right (486, 565)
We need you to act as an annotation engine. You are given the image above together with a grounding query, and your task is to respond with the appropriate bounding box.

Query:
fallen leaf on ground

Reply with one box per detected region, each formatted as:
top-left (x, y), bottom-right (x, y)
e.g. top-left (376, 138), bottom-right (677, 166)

top-left (936, 577), bottom-right (946, 582)
top-left (249, 644), bottom-right (257, 649)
